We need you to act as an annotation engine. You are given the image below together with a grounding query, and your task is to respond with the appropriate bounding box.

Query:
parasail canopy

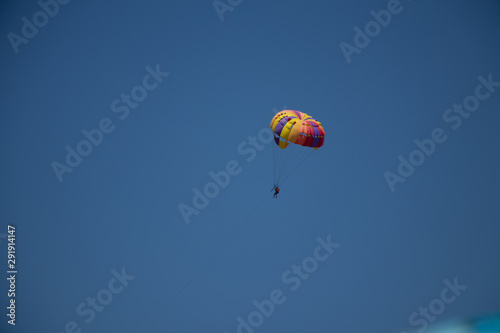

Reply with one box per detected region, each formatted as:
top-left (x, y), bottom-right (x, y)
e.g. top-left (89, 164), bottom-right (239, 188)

top-left (270, 110), bottom-right (325, 150)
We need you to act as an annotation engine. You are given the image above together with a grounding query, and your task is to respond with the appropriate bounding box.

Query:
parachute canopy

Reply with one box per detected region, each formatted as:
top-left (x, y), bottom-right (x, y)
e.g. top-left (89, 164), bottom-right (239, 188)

top-left (270, 110), bottom-right (325, 150)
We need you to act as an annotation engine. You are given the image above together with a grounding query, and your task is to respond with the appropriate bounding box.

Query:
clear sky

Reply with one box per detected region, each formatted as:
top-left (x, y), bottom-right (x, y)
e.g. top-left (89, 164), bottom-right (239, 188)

top-left (1, 1), bottom-right (500, 332)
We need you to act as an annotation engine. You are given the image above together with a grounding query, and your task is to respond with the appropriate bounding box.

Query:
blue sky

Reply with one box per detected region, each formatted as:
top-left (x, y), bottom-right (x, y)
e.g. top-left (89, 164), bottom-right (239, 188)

top-left (1, 1), bottom-right (500, 332)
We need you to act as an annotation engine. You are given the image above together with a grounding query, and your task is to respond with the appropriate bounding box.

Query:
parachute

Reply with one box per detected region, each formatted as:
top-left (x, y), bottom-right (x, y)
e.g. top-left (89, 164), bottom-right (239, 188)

top-left (270, 110), bottom-right (325, 187)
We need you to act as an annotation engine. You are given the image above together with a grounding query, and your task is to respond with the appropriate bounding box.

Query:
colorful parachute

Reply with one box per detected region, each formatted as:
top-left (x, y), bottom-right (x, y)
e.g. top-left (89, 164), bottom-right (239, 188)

top-left (270, 110), bottom-right (325, 186)
top-left (270, 110), bottom-right (325, 150)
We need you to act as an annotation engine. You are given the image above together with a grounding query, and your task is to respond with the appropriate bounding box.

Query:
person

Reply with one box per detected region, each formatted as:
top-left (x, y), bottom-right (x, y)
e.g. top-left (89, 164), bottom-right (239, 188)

top-left (273, 187), bottom-right (280, 198)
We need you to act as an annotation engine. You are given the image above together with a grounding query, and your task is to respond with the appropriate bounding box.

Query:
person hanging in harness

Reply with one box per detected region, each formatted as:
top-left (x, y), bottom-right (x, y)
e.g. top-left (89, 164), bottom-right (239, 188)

top-left (273, 186), bottom-right (280, 198)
